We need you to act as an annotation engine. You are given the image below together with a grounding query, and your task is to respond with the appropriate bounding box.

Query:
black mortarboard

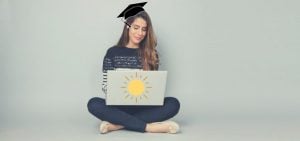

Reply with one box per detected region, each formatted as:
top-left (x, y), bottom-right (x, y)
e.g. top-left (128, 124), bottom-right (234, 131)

top-left (117, 2), bottom-right (147, 27)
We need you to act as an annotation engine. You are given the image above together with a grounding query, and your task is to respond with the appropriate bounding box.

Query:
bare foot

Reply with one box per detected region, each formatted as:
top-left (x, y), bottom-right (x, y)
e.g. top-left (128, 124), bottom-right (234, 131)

top-left (107, 123), bottom-right (124, 131)
top-left (145, 121), bottom-right (180, 133)
top-left (100, 121), bottom-right (124, 134)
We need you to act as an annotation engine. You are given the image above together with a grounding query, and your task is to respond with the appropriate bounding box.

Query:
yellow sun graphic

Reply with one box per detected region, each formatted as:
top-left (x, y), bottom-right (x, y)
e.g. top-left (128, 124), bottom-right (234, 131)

top-left (121, 72), bottom-right (152, 103)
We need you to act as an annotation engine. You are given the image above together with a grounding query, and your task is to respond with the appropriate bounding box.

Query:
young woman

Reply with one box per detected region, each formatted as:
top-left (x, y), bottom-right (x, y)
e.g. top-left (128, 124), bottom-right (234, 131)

top-left (87, 11), bottom-right (180, 134)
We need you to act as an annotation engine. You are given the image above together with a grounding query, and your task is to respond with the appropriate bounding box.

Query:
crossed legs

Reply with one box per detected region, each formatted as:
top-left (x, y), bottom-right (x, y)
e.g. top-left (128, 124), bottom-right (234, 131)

top-left (87, 97), bottom-right (180, 133)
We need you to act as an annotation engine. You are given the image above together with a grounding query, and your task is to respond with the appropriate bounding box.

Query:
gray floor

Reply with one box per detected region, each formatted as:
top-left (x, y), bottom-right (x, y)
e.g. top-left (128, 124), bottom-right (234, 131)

top-left (1, 117), bottom-right (299, 141)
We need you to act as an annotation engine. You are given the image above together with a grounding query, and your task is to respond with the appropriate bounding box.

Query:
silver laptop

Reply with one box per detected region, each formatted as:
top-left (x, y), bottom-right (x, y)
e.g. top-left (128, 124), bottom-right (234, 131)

top-left (106, 70), bottom-right (167, 105)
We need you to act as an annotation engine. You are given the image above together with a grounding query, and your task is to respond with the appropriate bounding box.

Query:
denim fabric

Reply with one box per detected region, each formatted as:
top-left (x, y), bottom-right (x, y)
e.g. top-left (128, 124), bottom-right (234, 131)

top-left (87, 97), bottom-right (180, 132)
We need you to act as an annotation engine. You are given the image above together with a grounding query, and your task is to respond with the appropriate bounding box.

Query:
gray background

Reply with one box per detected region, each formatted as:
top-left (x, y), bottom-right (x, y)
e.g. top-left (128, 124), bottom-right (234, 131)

top-left (1, 0), bottom-right (299, 140)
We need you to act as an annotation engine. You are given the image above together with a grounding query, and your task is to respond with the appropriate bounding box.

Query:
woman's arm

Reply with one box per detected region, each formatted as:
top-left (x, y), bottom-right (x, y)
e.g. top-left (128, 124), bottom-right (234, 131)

top-left (102, 48), bottom-right (114, 95)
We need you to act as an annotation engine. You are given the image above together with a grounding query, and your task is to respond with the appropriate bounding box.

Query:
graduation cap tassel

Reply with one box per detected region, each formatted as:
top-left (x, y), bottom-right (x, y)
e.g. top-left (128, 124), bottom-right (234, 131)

top-left (121, 18), bottom-right (131, 27)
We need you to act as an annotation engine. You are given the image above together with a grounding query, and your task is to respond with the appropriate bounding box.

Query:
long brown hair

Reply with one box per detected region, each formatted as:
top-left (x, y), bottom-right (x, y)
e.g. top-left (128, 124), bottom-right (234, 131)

top-left (116, 11), bottom-right (159, 70)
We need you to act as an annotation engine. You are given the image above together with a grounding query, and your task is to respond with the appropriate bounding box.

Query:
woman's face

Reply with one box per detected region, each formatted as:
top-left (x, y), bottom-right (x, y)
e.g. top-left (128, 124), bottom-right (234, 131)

top-left (128, 17), bottom-right (147, 46)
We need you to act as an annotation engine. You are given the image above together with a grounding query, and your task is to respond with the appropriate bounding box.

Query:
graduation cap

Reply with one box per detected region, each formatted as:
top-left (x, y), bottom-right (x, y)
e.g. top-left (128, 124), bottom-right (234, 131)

top-left (117, 2), bottom-right (147, 27)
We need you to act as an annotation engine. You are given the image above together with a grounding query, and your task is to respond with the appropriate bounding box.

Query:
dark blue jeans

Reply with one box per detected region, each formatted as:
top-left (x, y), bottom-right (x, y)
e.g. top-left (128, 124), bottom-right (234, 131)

top-left (87, 97), bottom-right (180, 132)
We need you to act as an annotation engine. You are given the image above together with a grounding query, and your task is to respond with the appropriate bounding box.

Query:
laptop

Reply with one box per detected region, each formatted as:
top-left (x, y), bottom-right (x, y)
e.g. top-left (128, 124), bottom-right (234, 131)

top-left (105, 70), bottom-right (167, 105)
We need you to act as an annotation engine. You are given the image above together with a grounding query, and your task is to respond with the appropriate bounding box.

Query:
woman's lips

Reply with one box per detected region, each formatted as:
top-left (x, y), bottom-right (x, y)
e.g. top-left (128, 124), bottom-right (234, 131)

top-left (135, 37), bottom-right (142, 41)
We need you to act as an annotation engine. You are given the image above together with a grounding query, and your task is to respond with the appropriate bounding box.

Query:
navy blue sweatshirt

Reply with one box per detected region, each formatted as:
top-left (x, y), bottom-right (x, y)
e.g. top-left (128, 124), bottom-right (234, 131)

top-left (102, 46), bottom-right (143, 94)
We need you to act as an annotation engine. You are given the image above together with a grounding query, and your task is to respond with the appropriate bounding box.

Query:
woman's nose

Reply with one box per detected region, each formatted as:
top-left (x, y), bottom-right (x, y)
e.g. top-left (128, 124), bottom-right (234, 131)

top-left (137, 29), bottom-right (143, 35)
